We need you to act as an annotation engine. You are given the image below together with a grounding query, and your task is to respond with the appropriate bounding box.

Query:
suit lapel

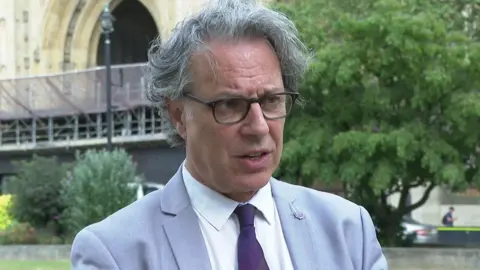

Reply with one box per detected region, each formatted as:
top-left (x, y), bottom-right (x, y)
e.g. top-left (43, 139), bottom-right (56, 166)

top-left (161, 167), bottom-right (211, 270)
top-left (272, 180), bottom-right (317, 269)
top-left (164, 207), bottom-right (211, 270)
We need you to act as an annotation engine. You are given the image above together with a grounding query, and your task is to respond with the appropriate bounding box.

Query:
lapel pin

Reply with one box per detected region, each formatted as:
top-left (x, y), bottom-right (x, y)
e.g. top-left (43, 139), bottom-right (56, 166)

top-left (293, 212), bottom-right (305, 220)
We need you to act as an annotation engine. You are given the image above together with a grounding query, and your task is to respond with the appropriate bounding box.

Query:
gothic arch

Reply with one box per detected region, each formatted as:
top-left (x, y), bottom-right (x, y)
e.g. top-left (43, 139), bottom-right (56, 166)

top-left (71, 0), bottom-right (166, 68)
top-left (41, 0), bottom-right (171, 71)
top-left (40, 0), bottom-right (80, 71)
top-left (95, 0), bottom-right (159, 65)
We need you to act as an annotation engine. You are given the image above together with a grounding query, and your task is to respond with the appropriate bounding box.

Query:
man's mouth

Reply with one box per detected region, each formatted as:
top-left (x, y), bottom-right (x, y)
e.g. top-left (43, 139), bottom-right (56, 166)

top-left (241, 152), bottom-right (269, 160)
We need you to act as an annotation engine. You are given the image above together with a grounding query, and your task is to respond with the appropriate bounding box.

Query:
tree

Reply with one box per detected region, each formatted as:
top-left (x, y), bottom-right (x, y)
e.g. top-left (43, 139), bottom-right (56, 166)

top-left (7, 155), bottom-right (71, 232)
top-left (273, 0), bottom-right (480, 246)
top-left (440, 0), bottom-right (480, 40)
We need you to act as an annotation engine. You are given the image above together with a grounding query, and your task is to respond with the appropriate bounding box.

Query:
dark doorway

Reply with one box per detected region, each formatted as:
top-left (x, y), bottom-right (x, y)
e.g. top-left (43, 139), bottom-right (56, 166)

top-left (97, 0), bottom-right (158, 65)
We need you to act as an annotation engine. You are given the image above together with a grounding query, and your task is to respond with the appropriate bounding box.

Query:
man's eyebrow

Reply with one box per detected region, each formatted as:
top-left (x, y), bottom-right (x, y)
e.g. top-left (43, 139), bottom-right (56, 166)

top-left (264, 88), bottom-right (286, 94)
top-left (214, 88), bottom-right (286, 99)
top-left (213, 91), bottom-right (245, 99)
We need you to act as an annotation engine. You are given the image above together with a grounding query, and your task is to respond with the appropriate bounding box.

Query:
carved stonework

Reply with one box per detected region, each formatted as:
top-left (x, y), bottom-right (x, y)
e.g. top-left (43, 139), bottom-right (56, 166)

top-left (33, 48), bottom-right (40, 63)
top-left (0, 18), bottom-right (6, 74)
top-left (22, 11), bottom-right (28, 23)
top-left (6, 0), bottom-right (193, 75)
top-left (63, 0), bottom-right (87, 70)
top-left (24, 57), bottom-right (30, 70)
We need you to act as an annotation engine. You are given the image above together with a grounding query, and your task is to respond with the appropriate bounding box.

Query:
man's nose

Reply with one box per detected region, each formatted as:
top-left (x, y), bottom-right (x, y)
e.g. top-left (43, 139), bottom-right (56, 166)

top-left (242, 103), bottom-right (269, 135)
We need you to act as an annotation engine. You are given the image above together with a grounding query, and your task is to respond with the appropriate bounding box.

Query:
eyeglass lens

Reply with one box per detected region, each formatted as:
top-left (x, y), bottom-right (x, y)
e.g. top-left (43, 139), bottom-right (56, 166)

top-left (214, 94), bottom-right (293, 124)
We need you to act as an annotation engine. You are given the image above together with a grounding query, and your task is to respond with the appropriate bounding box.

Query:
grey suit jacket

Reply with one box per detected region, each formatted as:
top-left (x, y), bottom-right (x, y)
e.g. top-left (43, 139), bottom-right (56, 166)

top-left (71, 167), bottom-right (388, 270)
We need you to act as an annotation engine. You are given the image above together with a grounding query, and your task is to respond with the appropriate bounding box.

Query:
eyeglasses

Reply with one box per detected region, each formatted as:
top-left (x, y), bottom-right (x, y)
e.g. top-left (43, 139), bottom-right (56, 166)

top-left (184, 92), bottom-right (299, 125)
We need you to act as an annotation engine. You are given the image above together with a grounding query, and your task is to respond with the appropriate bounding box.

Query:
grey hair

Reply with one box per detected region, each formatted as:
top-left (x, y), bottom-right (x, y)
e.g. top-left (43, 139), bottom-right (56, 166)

top-left (145, 0), bottom-right (309, 147)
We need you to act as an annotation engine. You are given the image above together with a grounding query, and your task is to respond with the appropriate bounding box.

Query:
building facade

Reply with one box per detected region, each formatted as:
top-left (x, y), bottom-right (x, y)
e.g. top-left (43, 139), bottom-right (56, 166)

top-left (0, 0), bottom-right (216, 155)
top-left (0, 0), bottom-right (211, 79)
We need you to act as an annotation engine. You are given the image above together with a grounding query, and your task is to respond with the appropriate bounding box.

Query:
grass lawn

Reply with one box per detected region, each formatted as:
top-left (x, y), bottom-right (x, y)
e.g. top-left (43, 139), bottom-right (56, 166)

top-left (0, 261), bottom-right (70, 270)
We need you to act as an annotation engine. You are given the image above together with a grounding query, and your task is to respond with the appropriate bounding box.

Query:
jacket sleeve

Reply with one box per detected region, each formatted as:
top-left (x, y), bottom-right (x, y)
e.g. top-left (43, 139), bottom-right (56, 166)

top-left (71, 228), bottom-right (119, 270)
top-left (359, 206), bottom-right (389, 270)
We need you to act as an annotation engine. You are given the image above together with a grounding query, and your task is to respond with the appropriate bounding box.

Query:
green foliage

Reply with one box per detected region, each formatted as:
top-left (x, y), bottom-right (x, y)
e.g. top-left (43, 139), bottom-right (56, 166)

top-left (273, 0), bottom-right (480, 246)
top-left (61, 149), bottom-right (139, 235)
top-left (0, 194), bottom-right (14, 231)
top-left (7, 155), bottom-right (71, 229)
top-left (0, 221), bottom-right (37, 245)
top-left (0, 220), bottom-right (66, 245)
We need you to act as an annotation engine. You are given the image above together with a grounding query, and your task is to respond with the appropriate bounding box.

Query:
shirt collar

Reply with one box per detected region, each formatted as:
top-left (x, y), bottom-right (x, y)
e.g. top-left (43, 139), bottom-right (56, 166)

top-left (182, 162), bottom-right (275, 231)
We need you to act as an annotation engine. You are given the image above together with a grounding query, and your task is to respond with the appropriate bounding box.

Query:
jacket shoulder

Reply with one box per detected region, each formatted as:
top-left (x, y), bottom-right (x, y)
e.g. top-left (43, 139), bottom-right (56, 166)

top-left (78, 189), bottom-right (168, 243)
top-left (71, 189), bottom-right (174, 269)
top-left (272, 179), bottom-right (362, 220)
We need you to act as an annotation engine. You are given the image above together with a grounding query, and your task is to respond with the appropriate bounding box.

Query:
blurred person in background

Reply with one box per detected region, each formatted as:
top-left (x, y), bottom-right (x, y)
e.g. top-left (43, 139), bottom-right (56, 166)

top-left (442, 206), bottom-right (457, 227)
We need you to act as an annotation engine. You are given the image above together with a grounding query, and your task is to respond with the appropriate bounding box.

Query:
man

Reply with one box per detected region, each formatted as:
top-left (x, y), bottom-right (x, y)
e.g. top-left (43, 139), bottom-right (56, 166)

top-left (71, 0), bottom-right (388, 269)
top-left (442, 206), bottom-right (456, 227)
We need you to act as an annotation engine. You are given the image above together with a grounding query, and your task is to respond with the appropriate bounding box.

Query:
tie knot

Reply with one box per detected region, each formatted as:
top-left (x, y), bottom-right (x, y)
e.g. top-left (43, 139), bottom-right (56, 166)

top-left (234, 204), bottom-right (255, 228)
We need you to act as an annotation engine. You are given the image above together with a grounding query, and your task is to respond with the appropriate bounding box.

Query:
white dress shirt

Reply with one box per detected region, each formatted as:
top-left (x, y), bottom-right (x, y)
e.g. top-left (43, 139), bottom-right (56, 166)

top-left (182, 164), bottom-right (294, 270)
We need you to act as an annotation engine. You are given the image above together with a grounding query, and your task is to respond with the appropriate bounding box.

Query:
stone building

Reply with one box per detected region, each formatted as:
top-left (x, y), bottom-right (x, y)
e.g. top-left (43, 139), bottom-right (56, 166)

top-left (0, 0), bottom-right (212, 78)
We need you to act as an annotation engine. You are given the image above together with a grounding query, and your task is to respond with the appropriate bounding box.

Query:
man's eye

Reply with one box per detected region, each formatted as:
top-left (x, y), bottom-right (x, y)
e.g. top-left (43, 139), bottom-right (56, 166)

top-left (225, 99), bottom-right (241, 107)
top-left (264, 96), bottom-right (283, 103)
top-left (218, 99), bottom-right (246, 110)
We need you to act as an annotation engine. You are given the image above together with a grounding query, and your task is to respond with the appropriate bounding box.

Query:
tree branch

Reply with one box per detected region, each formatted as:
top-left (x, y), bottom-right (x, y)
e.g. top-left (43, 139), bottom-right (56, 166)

top-left (379, 192), bottom-right (389, 218)
top-left (384, 181), bottom-right (402, 196)
top-left (398, 180), bottom-right (410, 210)
top-left (296, 166), bottom-right (303, 186)
top-left (402, 182), bottom-right (436, 215)
top-left (409, 179), bottom-right (426, 188)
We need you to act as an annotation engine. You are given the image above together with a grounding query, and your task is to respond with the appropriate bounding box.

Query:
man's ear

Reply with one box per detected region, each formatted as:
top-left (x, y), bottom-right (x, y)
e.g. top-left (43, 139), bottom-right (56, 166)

top-left (166, 98), bottom-right (187, 140)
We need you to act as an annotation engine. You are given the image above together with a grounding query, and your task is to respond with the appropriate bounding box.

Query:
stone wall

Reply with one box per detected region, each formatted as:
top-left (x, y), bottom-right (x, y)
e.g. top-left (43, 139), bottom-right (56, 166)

top-left (0, 245), bottom-right (479, 269)
top-left (0, 245), bottom-right (70, 261)
top-left (385, 248), bottom-right (480, 270)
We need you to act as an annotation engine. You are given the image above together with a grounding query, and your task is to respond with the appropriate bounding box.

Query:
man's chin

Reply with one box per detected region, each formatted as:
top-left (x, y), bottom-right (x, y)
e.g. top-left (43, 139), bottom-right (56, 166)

top-left (235, 172), bottom-right (271, 189)
top-left (224, 177), bottom-right (270, 202)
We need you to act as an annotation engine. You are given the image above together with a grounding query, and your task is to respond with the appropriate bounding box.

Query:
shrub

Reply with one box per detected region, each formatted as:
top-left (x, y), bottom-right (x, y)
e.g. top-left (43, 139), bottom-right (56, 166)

top-left (61, 148), bottom-right (139, 235)
top-left (0, 221), bottom-right (37, 245)
top-left (7, 155), bottom-right (71, 230)
top-left (0, 194), bottom-right (14, 231)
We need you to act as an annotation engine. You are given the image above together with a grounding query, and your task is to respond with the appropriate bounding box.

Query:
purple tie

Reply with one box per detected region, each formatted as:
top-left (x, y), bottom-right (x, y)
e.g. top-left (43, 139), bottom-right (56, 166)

top-left (234, 204), bottom-right (270, 270)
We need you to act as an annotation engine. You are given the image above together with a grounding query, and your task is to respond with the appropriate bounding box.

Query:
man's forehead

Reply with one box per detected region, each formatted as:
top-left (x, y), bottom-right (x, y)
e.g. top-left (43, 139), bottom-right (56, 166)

top-left (187, 38), bottom-right (282, 96)
top-left (191, 38), bottom-right (274, 65)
